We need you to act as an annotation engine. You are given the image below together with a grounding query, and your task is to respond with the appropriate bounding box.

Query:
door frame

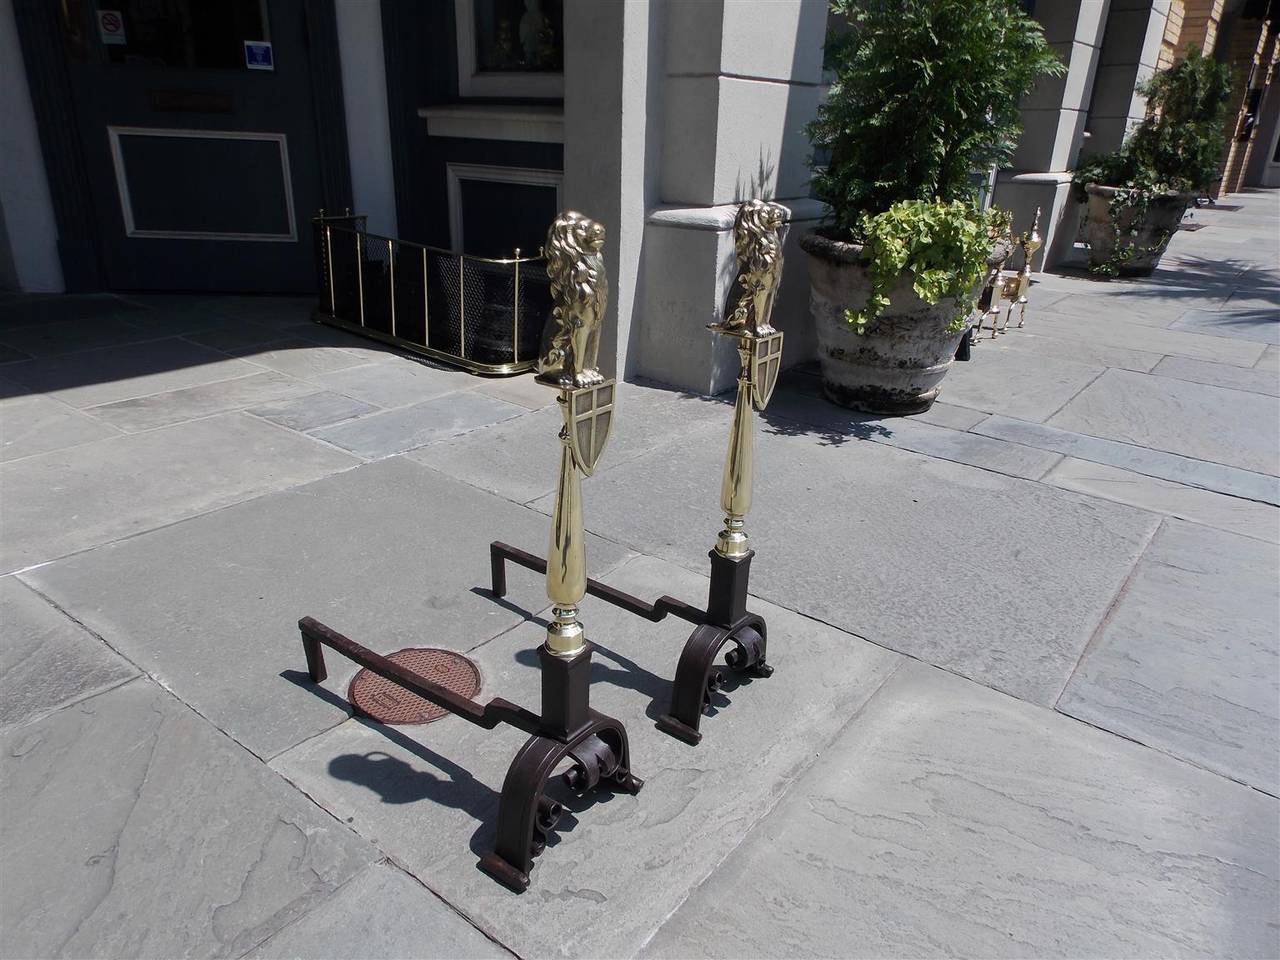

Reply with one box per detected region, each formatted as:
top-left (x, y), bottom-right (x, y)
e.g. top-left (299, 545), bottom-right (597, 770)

top-left (13, 0), bottom-right (353, 292)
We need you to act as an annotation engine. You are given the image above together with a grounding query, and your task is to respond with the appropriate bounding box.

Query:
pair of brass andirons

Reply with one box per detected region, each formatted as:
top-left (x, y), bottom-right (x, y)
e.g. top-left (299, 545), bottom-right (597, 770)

top-left (298, 200), bottom-right (788, 891)
top-left (974, 207), bottom-right (1042, 340)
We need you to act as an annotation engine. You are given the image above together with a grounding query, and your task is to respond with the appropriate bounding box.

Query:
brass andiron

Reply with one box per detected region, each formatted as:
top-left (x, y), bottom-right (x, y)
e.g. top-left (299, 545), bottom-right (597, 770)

top-left (654, 199), bottom-right (785, 744)
top-left (295, 211), bottom-right (641, 894)
top-left (490, 199), bottom-right (787, 746)
top-left (977, 207), bottom-right (1042, 339)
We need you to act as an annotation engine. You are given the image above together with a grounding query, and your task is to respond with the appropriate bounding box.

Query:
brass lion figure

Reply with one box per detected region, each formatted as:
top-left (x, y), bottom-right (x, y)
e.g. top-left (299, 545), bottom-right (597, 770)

top-left (538, 211), bottom-right (608, 388)
top-left (723, 199), bottom-right (787, 336)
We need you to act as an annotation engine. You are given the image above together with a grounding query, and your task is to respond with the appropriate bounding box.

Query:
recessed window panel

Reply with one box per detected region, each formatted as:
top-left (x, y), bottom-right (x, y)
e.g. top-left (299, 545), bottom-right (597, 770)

top-left (473, 0), bottom-right (563, 73)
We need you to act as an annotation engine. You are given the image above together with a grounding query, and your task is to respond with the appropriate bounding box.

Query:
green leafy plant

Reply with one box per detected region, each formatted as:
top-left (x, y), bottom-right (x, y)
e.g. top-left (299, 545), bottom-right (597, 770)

top-left (1072, 45), bottom-right (1233, 274)
top-left (844, 200), bottom-right (1000, 333)
top-left (807, 0), bottom-right (1064, 239)
top-left (806, 0), bottom-right (1062, 328)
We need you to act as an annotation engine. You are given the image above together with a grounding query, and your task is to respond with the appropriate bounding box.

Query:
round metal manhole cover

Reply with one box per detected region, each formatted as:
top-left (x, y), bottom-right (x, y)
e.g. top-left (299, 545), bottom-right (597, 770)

top-left (348, 648), bottom-right (481, 725)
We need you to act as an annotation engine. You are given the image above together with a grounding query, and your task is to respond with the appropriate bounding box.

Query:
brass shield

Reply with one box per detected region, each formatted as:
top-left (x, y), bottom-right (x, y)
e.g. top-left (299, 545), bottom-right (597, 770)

top-left (566, 380), bottom-right (615, 476)
top-left (750, 331), bottom-right (784, 410)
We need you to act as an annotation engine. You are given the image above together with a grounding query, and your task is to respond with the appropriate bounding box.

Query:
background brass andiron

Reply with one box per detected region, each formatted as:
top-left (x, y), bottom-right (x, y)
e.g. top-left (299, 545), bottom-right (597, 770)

top-left (975, 207), bottom-right (1042, 339)
top-left (296, 211), bottom-right (640, 895)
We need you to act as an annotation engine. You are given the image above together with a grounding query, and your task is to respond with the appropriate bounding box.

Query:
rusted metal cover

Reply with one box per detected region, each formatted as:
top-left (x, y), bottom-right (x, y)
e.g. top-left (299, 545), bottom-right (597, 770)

top-left (348, 648), bottom-right (481, 724)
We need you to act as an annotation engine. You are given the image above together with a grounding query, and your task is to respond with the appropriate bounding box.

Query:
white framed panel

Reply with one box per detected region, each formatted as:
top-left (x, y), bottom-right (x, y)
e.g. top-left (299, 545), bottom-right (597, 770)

top-left (454, 0), bottom-right (564, 99)
top-left (446, 162), bottom-right (563, 253)
top-left (107, 126), bottom-right (297, 242)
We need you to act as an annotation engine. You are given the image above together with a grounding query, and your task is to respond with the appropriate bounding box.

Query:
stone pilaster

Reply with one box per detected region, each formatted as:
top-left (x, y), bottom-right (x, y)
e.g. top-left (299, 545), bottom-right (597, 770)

top-left (993, 0), bottom-right (1112, 270)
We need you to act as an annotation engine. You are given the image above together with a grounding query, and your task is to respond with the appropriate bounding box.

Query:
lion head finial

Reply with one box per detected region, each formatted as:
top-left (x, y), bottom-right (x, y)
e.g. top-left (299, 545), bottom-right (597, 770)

top-left (723, 199), bottom-right (788, 336)
top-left (537, 211), bottom-right (609, 388)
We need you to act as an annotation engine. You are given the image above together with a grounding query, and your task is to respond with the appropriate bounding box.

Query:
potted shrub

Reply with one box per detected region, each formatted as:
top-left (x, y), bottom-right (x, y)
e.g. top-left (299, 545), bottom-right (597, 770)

top-left (800, 0), bottom-right (1063, 414)
top-left (1073, 46), bottom-right (1233, 277)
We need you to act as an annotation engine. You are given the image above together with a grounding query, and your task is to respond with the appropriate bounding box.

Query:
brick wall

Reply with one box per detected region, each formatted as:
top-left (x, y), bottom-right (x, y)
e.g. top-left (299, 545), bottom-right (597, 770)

top-left (1176, 0), bottom-right (1225, 55)
top-left (1219, 23), bottom-right (1279, 195)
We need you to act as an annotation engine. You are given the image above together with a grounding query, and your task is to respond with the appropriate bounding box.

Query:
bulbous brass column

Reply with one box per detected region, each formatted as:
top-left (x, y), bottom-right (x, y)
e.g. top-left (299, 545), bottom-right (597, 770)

top-left (710, 199), bottom-right (788, 561)
top-left (536, 211), bottom-right (614, 658)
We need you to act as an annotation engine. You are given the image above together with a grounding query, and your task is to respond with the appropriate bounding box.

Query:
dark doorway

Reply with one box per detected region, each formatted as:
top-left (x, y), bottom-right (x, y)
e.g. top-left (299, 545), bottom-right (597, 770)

top-left (17, 0), bottom-right (351, 293)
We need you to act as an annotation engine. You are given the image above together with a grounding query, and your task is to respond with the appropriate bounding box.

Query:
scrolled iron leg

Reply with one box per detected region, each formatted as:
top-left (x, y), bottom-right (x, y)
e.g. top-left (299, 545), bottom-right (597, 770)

top-left (656, 617), bottom-right (769, 746)
top-left (479, 715), bottom-right (642, 892)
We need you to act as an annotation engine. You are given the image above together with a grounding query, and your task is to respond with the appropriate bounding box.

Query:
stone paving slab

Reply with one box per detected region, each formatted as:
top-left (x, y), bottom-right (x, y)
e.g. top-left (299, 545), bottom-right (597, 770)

top-left (1038, 292), bottom-right (1190, 328)
top-left (939, 348), bottom-right (1103, 422)
top-left (1044, 457), bottom-right (1280, 542)
top-left (971, 326), bottom-right (1165, 373)
top-left (1256, 343), bottom-right (1279, 374)
top-left (82, 371), bottom-right (315, 433)
top-left (1028, 309), bottom-right (1266, 367)
top-left (308, 361), bottom-right (474, 410)
top-left (1, 412), bottom-right (358, 574)
top-left (1152, 354), bottom-right (1280, 396)
top-left (640, 662), bottom-right (1280, 960)
top-left (537, 417), bottom-right (1156, 705)
top-left (0, 393), bottom-right (120, 461)
top-left (0, 338), bottom-right (262, 408)
top-left (470, 373), bottom-right (557, 410)
top-left (411, 383), bottom-right (729, 506)
top-left (182, 321), bottom-right (314, 355)
top-left (21, 457), bottom-right (631, 759)
top-left (309, 392), bottom-right (525, 460)
top-left (0, 314), bottom-right (160, 358)
top-left (763, 384), bottom-right (1063, 481)
top-left (977, 415), bottom-right (1280, 504)
top-left (1047, 368), bottom-right (1280, 476)
top-left (248, 390), bottom-right (381, 432)
top-left (1171, 306), bottom-right (1280, 344)
top-left (0, 680), bottom-right (376, 960)
top-left (911, 399), bottom-right (988, 431)
top-left (238, 340), bottom-right (373, 379)
top-left (0, 576), bottom-right (138, 728)
top-left (270, 553), bottom-right (902, 959)
top-left (0, 292), bottom-right (147, 329)
top-left (1058, 519), bottom-right (1280, 794)
top-left (247, 864), bottom-right (510, 959)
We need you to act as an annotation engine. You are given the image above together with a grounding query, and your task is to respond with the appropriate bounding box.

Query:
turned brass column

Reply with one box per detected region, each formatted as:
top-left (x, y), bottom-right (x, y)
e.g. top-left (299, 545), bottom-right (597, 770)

top-left (710, 200), bottom-right (788, 560)
top-left (537, 211), bottom-right (613, 658)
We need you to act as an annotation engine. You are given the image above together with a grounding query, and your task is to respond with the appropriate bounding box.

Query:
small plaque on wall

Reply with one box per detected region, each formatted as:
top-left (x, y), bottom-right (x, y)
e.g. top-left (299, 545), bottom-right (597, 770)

top-left (244, 41), bottom-right (274, 71)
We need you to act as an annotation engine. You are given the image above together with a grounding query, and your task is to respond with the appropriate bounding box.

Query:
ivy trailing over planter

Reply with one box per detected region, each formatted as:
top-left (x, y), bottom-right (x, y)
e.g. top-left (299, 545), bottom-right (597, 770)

top-left (843, 200), bottom-right (997, 333)
top-left (1072, 46), bottom-right (1232, 276)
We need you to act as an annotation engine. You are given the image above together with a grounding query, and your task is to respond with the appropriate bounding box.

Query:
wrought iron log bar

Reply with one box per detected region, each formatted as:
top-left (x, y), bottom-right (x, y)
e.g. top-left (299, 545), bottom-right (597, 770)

top-left (299, 616), bottom-right (541, 734)
top-left (490, 541), bottom-right (707, 625)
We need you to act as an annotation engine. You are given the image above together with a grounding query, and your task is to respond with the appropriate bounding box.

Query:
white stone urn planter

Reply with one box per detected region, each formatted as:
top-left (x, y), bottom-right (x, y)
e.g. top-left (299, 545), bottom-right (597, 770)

top-left (1083, 183), bottom-right (1194, 276)
top-left (799, 232), bottom-right (967, 415)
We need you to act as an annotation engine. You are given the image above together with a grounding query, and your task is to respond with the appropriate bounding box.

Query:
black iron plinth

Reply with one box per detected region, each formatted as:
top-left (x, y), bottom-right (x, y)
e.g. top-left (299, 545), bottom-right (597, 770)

top-left (490, 541), bottom-right (772, 746)
top-left (297, 616), bottom-right (641, 892)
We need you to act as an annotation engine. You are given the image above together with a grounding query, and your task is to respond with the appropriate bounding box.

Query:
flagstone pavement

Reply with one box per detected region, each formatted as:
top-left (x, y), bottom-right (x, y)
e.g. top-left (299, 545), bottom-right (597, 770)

top-left (1, 190), bottom-right (1277, 959)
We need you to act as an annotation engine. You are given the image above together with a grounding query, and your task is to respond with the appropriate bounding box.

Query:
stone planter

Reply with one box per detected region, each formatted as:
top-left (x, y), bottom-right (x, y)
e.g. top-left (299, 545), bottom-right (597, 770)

top-left (800, 232), bottom-right (967, 415)
top-left (1083, 183), bottom-right (1193, 276)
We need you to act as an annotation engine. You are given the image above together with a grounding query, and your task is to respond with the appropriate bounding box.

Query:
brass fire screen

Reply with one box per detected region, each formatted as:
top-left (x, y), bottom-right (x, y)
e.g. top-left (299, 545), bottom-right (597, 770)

top-left (312, 212), bottom-right (552, 375)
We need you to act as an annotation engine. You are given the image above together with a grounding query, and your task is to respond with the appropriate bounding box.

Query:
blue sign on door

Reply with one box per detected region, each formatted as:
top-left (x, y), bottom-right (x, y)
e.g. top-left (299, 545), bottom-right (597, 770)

top-left (244, 41), bottom-right (274, 71)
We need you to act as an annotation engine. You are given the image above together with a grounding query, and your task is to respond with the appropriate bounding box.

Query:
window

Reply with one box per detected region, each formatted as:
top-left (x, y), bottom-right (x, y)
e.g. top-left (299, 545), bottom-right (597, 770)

top-left (456, 0), bottom-right (564, 98)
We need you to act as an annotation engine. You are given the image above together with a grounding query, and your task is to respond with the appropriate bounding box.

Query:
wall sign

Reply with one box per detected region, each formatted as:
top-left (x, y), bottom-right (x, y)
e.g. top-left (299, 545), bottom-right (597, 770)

top-left (97, 10), bottom-right (127, 45)
top-left (244, 41), bottom-right (274, 71)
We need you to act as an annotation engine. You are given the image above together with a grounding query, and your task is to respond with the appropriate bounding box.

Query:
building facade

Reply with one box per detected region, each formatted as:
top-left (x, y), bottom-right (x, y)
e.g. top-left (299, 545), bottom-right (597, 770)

top-left (2, 0), bottom-right (1276, 391)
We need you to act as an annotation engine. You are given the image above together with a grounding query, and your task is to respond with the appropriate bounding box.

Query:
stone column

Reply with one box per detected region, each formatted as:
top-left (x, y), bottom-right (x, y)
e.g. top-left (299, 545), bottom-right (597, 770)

top-left (630, 0), bottom-right (828, 395)
top-left (1083, 1), bottom-right (1174, 158)
top-left (992, 0), bottom-right (1112, 270)
top-left (562, 0), bottom-right (662, 381)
